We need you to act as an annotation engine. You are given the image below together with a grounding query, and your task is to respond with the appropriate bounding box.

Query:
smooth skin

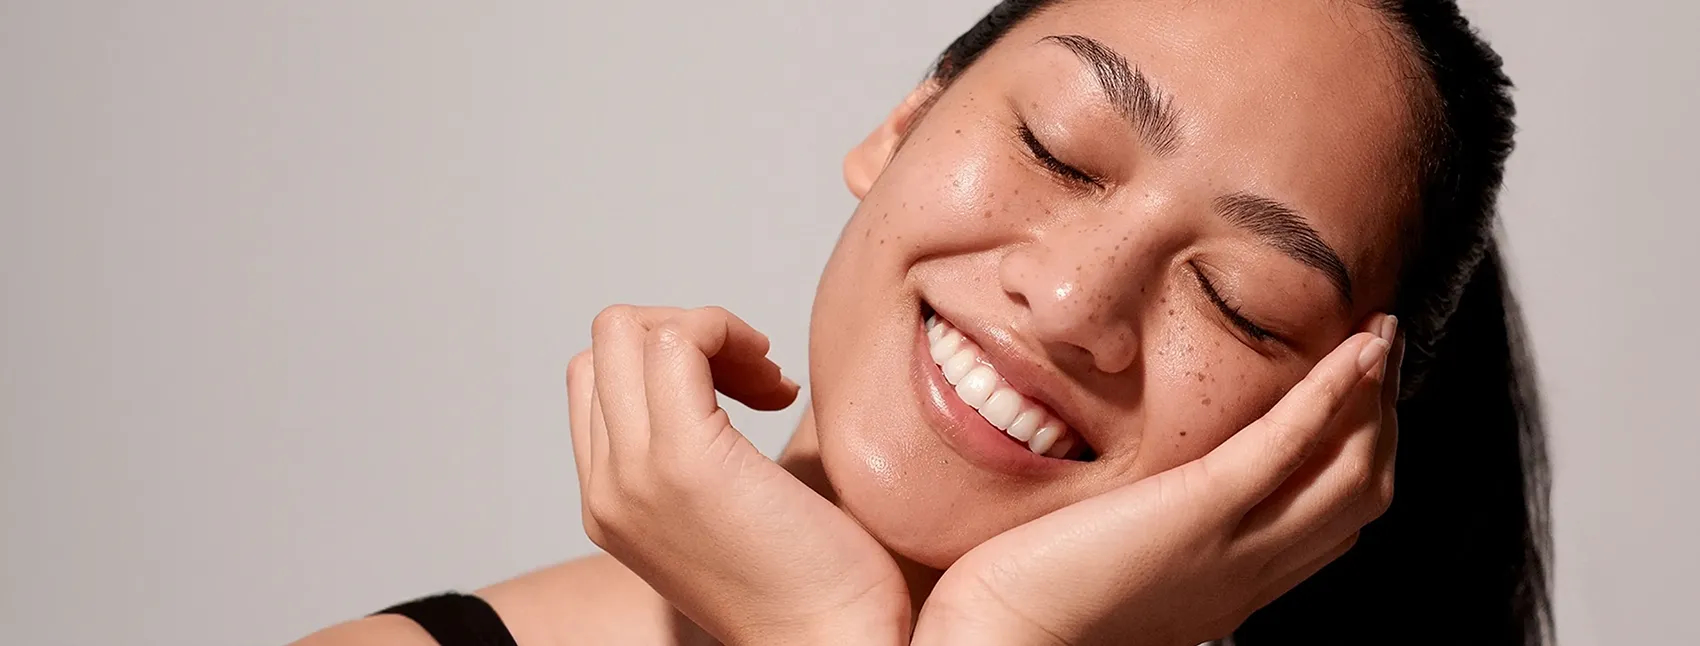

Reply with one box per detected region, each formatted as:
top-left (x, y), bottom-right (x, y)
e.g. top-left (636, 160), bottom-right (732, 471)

top-left (294, 1), bottom-right (1422, 644)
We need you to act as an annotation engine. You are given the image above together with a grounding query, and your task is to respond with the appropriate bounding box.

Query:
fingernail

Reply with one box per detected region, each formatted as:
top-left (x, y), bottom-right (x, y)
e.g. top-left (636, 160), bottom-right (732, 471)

top-left (1382, 315), bottom-right (1400, 341)
top-left (781, 375), bottom-right (800, 391)
top-left (1357, 338), bottom-right (1391, 374)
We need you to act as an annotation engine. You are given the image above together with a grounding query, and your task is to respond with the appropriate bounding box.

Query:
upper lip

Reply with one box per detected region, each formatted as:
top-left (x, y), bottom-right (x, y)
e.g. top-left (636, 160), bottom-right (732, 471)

top-left (927, 301), bottom-right (1099, 453)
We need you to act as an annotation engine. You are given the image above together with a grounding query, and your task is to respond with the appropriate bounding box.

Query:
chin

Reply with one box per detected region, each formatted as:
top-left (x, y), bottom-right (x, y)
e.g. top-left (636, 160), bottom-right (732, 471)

top-left (807, 290), bottom-right (1101, 570)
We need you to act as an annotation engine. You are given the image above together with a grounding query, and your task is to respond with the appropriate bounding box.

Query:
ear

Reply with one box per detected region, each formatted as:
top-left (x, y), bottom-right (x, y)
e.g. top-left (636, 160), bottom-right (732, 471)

top-left (843, 81), bottom-right (941, 199)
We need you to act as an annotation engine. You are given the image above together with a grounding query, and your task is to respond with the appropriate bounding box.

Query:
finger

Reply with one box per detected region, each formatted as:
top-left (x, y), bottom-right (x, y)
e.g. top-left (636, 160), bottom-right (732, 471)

top-left (1238, 319), bottom-right (1403, 558)
top-left (1235, 356), bottom-right (1382, 549)
top-left (1236, 316), bottom-right (1396, 549)
top-left (644, 307), bottom-right (800, 443)
top-left (583, 377), bottom-right (611, 545)
top-left (590, 305), bottom-right (686, 458)
top-left (590, 382), bottom-right (610, 476)
top-left (1373, 329), bottom-right (1406, 491)
top-left (1201, 329), bottom-right (1391, 514)
top-left (566, 350), bottom-right (596, 491)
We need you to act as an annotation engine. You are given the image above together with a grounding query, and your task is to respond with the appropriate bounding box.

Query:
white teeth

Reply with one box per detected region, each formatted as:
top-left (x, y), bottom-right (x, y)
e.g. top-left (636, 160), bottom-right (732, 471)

top-left (1045, 434), bottom-right (1075, 459)
top-left (955, 366), bottom-right (999, 408)
top-left (931, 330), bottom-right (964, 364)
top-left (1028, 423), bottom-right (1063, 456)
top-left (1007, 410), bottom-right (1042, 442)
top-left (926, 312), bottom-right (1081, 459)
top-left (942, 348), bottom-right (978, 384)
top-left (979, 389), bottom-right (1023, 430)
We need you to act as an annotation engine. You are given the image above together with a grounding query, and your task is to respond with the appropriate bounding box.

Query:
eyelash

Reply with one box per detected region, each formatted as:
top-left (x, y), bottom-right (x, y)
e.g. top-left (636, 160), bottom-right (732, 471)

top-left (1017, 123), bottom-right (1102, 189)
top-left (1189, 264), bottom-right (1278, 344)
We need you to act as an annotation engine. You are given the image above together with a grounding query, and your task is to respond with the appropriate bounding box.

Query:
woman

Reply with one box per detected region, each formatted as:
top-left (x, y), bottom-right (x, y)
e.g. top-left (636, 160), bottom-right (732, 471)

top-left (298, 0), bottom-right (1550, 644)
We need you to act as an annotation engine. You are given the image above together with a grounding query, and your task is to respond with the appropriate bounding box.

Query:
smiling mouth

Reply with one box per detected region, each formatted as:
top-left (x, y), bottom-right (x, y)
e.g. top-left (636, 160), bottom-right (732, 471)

top-left (920, 303), bottom-right (1096, 462)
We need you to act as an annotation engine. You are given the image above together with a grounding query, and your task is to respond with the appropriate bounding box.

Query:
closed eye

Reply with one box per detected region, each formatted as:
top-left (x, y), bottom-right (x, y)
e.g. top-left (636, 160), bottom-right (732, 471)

top-left (1188, 263), bottom-right (1280, 345)
top-left (1017, 122), bottom-right (1103, 189)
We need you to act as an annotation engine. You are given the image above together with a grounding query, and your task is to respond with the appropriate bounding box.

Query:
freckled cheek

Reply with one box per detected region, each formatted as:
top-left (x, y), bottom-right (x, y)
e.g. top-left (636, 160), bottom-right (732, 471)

top-left (863, 142), bottom-right (1047, 245)
top-left (1141, 320), bottom-right (1280, 468)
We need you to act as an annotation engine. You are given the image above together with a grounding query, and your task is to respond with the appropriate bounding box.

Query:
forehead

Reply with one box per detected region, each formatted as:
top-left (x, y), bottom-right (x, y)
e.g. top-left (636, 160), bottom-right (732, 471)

top-left (998, 0), bottom-right (1421, 302)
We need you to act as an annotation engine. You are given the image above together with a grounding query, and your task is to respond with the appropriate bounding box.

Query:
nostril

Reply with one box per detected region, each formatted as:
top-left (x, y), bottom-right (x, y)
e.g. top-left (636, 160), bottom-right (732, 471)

top-left (1004, 285), bottom-right (1030, 310)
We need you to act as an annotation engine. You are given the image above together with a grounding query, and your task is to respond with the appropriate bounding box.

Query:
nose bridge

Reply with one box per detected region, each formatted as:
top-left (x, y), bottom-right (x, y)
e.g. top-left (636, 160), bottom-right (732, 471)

top-left (999, 208), bottom-right (1168, 374)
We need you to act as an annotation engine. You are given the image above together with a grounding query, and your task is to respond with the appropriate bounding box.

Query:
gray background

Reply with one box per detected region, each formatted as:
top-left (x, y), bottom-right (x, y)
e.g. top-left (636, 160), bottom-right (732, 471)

top-left (1, 1), bottom-right (1694, 644)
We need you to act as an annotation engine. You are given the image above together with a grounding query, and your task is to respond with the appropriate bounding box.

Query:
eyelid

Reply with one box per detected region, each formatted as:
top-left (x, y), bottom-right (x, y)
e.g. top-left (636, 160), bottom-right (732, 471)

top-left (1016, 121), bottom-right (1104, 190)
top-left (1188, 262), bottom-right (1281, 345)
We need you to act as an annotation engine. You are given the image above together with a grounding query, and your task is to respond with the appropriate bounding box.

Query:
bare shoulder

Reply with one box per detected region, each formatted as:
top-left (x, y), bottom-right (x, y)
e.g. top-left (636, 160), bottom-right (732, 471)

top-left (479, 553), bottom-right (715, 646)
top-left (291, 554), bottom-right (713, 646)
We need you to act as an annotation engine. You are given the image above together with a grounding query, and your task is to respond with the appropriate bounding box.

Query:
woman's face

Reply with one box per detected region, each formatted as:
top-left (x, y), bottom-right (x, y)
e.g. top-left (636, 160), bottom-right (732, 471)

top-left (807, 0), bottom-right (1420, 569)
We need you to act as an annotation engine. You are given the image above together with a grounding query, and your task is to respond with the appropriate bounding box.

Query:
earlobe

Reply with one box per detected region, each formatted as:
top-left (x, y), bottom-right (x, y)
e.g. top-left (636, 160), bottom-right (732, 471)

top-left (843, 81), bottom-right (941, 199)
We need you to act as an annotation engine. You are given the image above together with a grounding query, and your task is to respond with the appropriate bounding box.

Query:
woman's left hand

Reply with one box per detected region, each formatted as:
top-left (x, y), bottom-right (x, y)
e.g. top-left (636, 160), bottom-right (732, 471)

top-left (913, 316), bottom-right (1403, 646)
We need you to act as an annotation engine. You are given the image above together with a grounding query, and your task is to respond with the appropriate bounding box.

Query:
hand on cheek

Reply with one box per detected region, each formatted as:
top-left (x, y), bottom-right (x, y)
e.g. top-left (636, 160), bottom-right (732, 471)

top-left (914, 314), bottom-right (1403, 646)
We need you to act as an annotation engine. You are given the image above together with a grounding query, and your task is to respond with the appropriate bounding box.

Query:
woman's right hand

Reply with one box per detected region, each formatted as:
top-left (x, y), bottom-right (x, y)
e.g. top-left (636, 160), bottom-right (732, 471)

top-left (568, 305), bottom-right (910, 645)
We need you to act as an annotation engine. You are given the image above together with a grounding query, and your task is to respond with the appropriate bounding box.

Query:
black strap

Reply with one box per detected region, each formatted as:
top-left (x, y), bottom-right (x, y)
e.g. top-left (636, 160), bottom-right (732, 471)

top-left (376, 592), bottom-right (519, 646)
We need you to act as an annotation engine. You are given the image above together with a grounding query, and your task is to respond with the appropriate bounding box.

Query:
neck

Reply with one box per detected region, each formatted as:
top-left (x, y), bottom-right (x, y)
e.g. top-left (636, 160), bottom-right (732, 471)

top-left (777, 404), bottom-right (944, 617)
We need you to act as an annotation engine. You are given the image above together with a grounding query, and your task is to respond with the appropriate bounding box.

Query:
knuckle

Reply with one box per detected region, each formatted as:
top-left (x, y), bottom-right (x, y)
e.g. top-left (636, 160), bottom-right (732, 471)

top-left (584, 491), bottom-right (618, 528)
top-left (645, 321), bottom-right (691, 355)
top-left (591, 304), bottom-right (641, 338)
top-left (1260, 418), bottom-right (1310, 463)
top-left (1343, 458), bottom-right (1374, 499)
top-left (1371, 473), bottom-right (1397, 516)
top-left (581, 515), bottom-right (607, 547)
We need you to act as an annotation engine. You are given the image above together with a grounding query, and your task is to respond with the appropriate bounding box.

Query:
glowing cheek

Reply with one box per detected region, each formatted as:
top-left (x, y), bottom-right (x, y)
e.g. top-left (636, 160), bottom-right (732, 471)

top-left (940, 151), bottom-right (992, 217)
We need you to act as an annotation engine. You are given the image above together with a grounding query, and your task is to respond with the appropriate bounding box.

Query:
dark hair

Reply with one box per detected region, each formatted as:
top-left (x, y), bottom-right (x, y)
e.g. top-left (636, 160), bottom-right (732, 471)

top-left (925, 2), bottom-right (1552, 644)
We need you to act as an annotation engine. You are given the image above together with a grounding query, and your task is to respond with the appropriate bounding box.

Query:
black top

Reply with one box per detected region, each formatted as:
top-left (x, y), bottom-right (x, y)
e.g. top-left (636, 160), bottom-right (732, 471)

top-left (376, 592), bottom-right (519, 646)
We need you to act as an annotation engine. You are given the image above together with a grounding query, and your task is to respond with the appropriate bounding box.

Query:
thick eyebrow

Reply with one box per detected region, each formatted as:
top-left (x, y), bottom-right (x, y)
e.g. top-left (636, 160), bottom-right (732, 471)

top-left (1041, 34), bottom-right (1182, 156)
top-left (1214, 193), bottom-right (1355, 304)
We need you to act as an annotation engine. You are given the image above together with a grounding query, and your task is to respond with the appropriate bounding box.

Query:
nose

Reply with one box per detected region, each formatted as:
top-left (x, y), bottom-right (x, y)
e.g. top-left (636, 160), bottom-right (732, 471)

top-left (998, 221), bottom-right (1156, 375)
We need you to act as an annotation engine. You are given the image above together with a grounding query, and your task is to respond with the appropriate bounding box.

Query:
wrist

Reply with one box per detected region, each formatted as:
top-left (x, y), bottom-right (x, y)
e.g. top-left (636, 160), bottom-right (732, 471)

top-left (717, 592), bottom-right (910, 646)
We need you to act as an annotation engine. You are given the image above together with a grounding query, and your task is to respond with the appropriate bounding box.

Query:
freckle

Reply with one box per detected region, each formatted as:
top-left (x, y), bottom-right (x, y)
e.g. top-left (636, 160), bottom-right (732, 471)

top-left (1168, 309), bottom-right (1176, 316)
top-left (1075, 265), bottom-right (1082, 272)
top-left (1180, 431), bottom-right (1188, 437)
top-left (880, 239), bottom-right (886, 245)
top-left (1014, 188), bottom-right (1021, 196)
top-left (983, 209), bottom-right (993, 218)
top-left (882, 212), bottom-right (889, 221)
top-left (1203, 397), bottom-right (1213, 406)
top-left (919, 205), bottom-right (925, 211)
top-left (1122, 235), bottom-right (1129, 241)
top-left (955, 129), bottom-right (962, 135)
top-left (1160, 297), bottom-right (1167, 304)
top-left (1196, 372), bottom-right (1205, 382)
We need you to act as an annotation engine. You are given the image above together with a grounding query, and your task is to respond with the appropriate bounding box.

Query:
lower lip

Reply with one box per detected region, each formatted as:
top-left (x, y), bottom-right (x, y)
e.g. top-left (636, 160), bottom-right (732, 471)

top-left (911, 313), bottom-right (1074, 477)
